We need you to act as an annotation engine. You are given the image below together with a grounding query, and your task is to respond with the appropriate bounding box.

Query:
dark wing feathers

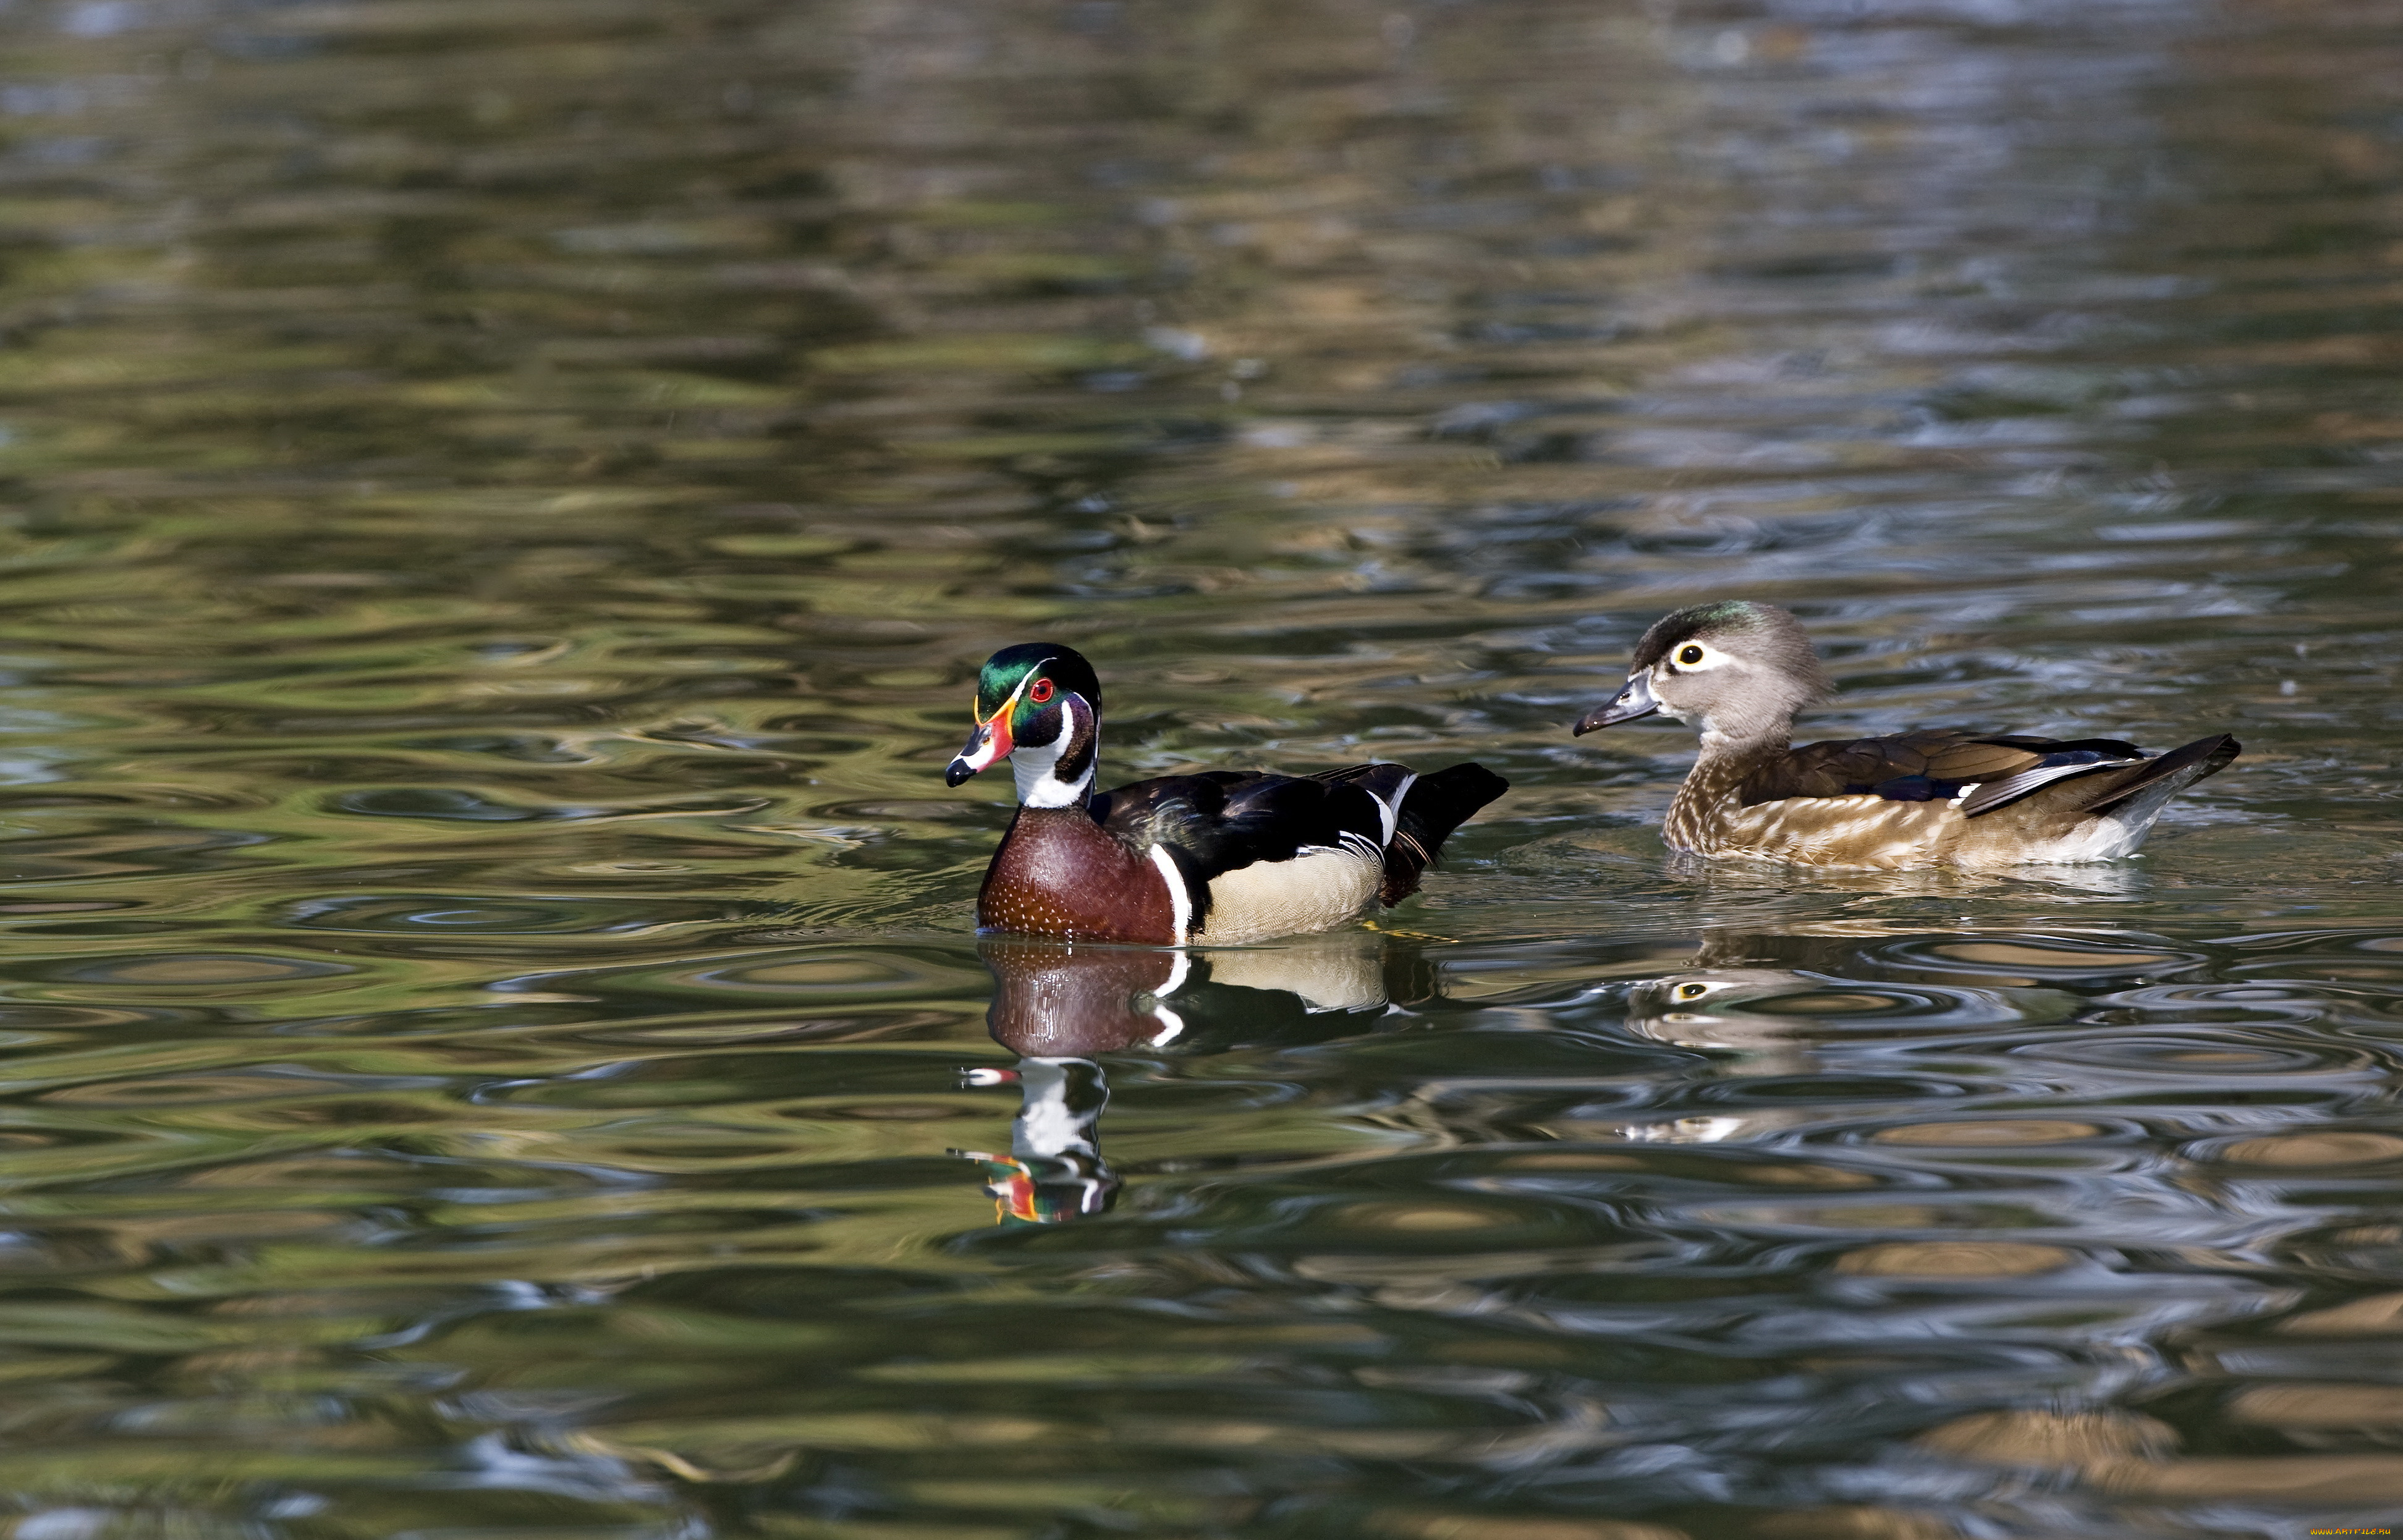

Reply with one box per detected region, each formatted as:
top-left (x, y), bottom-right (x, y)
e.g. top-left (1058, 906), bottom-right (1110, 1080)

top-left (2081, 732), bottom-right (2240, 817)
top-left (1091, 761), bottom-right (1508, 913)
top-left (1739, 730), bottom-right (2153, 819)
top-left (1382, 763), bottom-right (1508, 903)
top-left (1734, 731), bottom-right (1970, 804)
top-left (1091, 771), bottom-right (1384, 886)
top-left (1956, 753), bottom-right (2144, 817)
top-left (1302, 761), bottom-right (1509, 900)
top-left (1975, 734), bottom-right (2149, 758)
top-left (1311, 762), bottom-right (1417, 809)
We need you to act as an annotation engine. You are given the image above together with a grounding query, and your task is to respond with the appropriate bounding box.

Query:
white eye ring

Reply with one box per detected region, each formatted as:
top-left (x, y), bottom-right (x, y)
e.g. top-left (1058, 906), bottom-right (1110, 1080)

top-left (1666, 640), bottom-right (1729, 671)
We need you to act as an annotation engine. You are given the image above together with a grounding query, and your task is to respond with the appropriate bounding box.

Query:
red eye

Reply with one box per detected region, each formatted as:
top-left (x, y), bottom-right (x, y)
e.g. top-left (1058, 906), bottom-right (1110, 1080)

top-left (1028, 678), bottom-right (1054, 704)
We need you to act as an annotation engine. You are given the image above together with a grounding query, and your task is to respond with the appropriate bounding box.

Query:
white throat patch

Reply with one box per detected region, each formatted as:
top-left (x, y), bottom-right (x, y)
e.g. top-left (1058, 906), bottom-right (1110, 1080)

top-left (1013, 695), bottom-right (1095, 808)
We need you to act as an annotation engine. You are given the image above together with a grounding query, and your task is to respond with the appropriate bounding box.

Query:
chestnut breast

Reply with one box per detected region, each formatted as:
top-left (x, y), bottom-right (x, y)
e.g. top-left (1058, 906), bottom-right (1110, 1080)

top-left (977, 808), bottom-right (1180, 944)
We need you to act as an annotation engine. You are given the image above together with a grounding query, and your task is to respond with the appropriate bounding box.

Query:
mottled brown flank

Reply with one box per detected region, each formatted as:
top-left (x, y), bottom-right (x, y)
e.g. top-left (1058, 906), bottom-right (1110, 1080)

top-left (1663, 753), bottom-right (1758, 856)
top-left (1664, 735), bottom-right (2239, 869)
top-left (977, 807), bottom-right (1180, 943)
top-left (1669, 748), bottom-right (1988, 866)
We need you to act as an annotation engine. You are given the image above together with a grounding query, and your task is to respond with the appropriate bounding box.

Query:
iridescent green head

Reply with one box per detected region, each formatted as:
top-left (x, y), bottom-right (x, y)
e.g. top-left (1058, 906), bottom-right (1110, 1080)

top-left (974, 643), bottom-right (1102, 724)
top-left (946, 643), bottom-right (1105, 793)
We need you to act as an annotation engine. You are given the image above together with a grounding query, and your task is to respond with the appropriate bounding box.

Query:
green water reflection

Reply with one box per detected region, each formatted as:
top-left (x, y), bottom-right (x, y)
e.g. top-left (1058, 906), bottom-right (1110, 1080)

top-left (0, 0), bottom-right (2398, 1534)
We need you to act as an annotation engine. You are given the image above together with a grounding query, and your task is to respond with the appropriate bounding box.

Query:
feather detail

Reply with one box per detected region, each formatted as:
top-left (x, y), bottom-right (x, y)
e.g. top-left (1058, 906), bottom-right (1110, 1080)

top-left (1734, 730), bottom-right (2151, 811)
top-left (1956, 755), bottom-right (2146, 816)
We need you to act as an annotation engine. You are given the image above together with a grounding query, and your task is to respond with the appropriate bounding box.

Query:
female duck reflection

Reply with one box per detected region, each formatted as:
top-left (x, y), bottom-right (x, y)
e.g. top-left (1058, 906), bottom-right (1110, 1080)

top-left (956, 934), bottom-right (1435, 1224)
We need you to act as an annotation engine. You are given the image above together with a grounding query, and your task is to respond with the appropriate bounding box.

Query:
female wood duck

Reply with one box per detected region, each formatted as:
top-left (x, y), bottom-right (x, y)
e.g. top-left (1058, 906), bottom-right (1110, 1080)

top-left (946, 643), bottom-right (1507, 944)
top-left (1572, 601), bottom-right (2239, 869)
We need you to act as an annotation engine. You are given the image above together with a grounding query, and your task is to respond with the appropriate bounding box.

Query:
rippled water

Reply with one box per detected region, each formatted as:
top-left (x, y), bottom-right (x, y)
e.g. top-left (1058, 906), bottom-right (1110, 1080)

top-left (0, 0), bottom-right (2399, 1534)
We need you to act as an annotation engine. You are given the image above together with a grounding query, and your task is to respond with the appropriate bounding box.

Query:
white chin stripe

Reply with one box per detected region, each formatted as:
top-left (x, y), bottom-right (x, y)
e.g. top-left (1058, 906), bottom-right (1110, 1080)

top-left (1013, 696), bottom-right (1094, 808)
top-left (1015, 753), bottom-right (1088, 807)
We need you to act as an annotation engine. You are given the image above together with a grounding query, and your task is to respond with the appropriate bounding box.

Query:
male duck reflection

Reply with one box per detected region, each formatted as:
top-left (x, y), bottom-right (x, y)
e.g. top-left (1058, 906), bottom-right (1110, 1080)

top-left (959, 1058), bottom-right (1115, 1225)
top-left (947, 643), bottom-right (1506, 943)
top-left (958, 934), bottom-right (1422, 1223)
top-left (1574, 601), bottom-right (2238, 869)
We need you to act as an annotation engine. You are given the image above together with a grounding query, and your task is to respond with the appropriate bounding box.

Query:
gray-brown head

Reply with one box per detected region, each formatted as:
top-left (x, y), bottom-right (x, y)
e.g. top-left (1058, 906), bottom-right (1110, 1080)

top-left (1572, 600), bottom-right (1831, 745)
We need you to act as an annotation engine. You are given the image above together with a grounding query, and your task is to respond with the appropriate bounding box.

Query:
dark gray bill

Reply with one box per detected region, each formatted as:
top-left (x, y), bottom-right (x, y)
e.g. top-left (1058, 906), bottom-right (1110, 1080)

top-left (1573, 672), bottom-right (1658, 734)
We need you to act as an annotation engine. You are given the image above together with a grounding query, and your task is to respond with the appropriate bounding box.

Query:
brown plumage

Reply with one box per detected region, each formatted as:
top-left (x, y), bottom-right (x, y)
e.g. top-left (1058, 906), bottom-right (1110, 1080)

top-left (950, 643), bottom-right (1509, 943)
top-left (977, 807), bottom-right (1182, 944)
top-left (1572, 601), bottom-right (2239, 869)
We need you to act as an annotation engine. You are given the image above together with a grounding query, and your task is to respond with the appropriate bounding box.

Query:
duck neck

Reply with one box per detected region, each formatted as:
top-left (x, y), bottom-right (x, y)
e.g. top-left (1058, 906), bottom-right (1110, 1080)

top-left (1697, 719), bottom-right (1790, 763)
top-left (1666, 723), bottom-right (1789, 852)
top-left (1013, 695), bottom-right (1099, 810)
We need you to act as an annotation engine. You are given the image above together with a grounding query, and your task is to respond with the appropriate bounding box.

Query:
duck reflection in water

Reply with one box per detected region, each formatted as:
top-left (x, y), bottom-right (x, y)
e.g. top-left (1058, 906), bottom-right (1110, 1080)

top-left (1621, 928), bottom-right (1928, 1064)
top-left (959, 933), bottom-right (1431, 1223)
top-left (957, 1057), bottom-right (1116, 1224)
top-left (1610, 924), bottom-right (2105, 1141)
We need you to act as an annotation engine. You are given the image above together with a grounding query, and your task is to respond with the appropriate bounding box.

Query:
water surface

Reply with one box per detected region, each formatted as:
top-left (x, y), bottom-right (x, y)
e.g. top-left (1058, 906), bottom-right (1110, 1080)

top-left (0, 0), bottom-right (2399, 1535)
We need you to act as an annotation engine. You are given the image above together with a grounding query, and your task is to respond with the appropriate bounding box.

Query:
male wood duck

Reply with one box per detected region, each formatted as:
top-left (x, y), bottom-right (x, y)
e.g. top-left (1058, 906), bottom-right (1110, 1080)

top-left (946, 643), bottom-right (1507, 944)
top-left (1572, 601), bottom-right (2239, 869)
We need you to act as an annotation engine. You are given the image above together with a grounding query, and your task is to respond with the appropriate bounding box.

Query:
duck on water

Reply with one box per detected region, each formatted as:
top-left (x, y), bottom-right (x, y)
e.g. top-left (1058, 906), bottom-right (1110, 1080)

top-left (1573, 601), bottom-right (2239, 870)
top-left (946, 643), bottom-right (1507, 945)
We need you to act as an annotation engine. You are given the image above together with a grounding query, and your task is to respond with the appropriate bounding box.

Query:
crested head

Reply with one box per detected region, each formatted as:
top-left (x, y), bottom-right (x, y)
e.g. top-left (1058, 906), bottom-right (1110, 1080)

top-left (948, 641), bottom-right (1106, 806)
top-left (1576, 599), bottom-right (1831, 747)
top-left (1631, 601), bottom-right (1812, 673)
top-left (977, 642), bottom-right (1103, 722)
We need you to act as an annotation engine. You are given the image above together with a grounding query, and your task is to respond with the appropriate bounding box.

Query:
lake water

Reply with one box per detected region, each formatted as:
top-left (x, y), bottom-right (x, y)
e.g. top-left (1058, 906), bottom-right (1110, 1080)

top-left (0, 0), bottom-right (2399, 1535)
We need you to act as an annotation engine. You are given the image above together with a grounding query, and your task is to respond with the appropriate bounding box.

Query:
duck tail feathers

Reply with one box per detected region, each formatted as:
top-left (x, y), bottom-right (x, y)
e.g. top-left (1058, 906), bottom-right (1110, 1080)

top-left (2080, 732), bottom-right (2240, 819)
top-left (1379, 763), bottom-right (1508, 905)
